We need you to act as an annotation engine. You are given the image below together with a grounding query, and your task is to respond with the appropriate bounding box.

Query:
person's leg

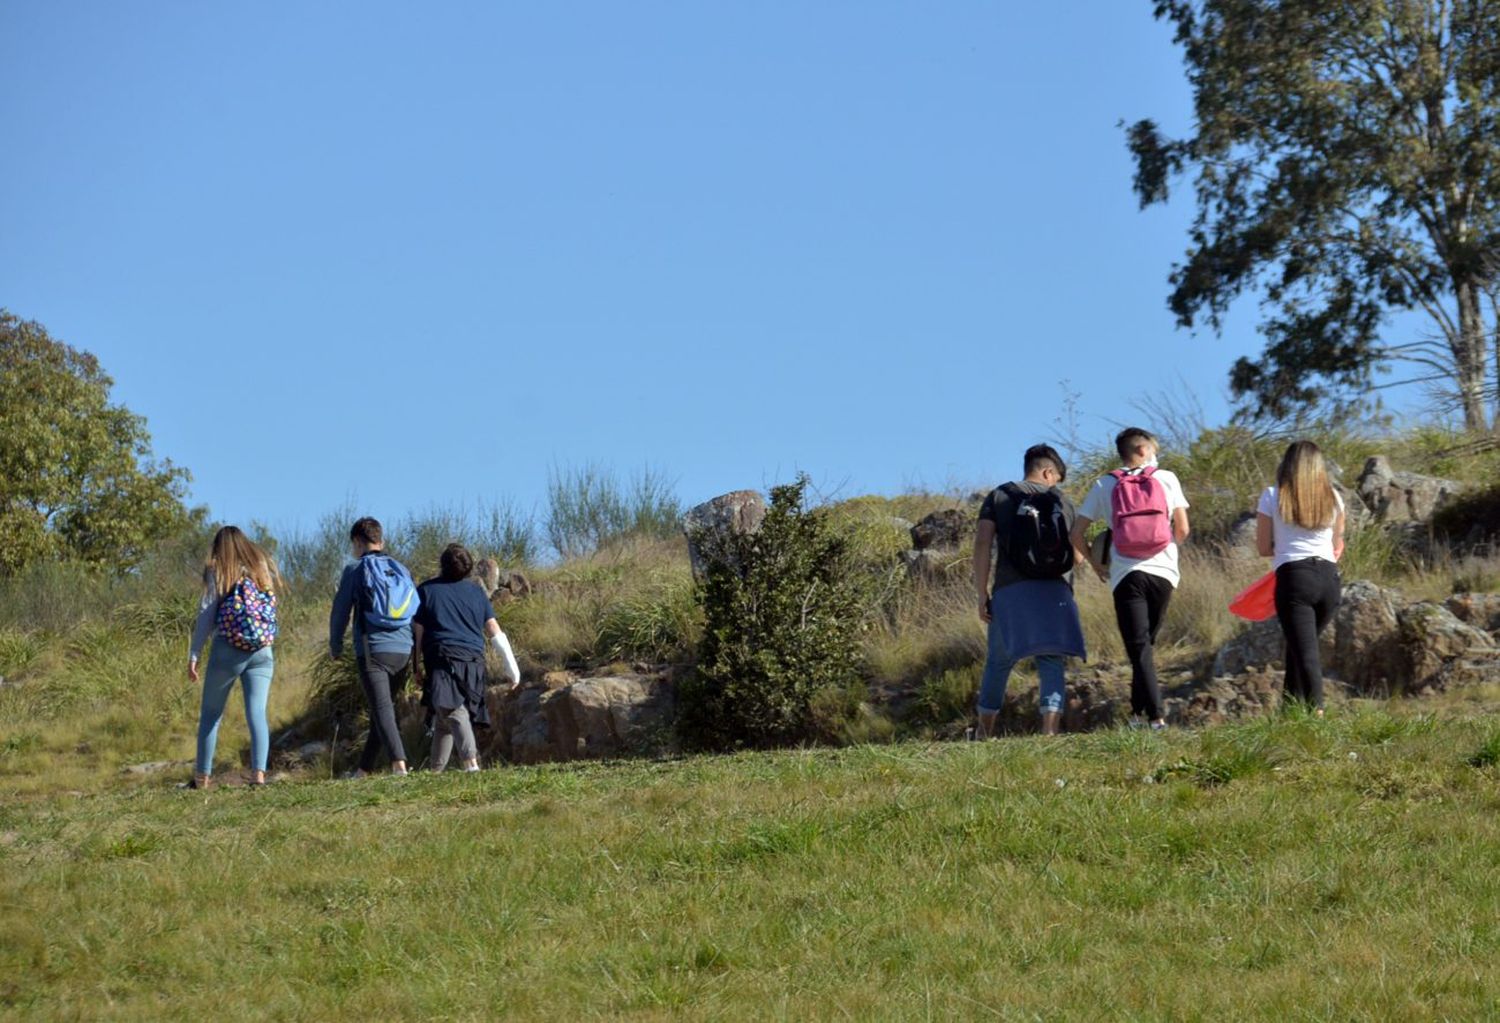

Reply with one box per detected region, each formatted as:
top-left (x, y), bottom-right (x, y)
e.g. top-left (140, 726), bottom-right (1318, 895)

top-left (1141, 574), bottom-right (1174, 724)
top-left (1304, 561), bottom-right (1342, 713)
top-left (1113, 574), bottom-right (1160, 723)
top-left (1036, 655), bottom-right (1065, 735)
top-left (239, 647), bottom-right (274, 783)
top-left (357, 651), bottom-right (409, 772)
top-left (1275, 562), bottom-right (1320, 710)
top-left (976, 609), bottom-right (1016, 738)
top-left (195, 645), bottom-right (243, 784)
top-left (449, 706), bottom-right (479, 770)
top-left (431, 708), bottom-right (455, 772)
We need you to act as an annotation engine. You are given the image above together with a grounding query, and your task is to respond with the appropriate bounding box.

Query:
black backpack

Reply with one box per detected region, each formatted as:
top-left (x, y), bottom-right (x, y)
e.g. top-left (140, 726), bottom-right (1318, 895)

top-left (997, 484), bottom-right (1074, 580)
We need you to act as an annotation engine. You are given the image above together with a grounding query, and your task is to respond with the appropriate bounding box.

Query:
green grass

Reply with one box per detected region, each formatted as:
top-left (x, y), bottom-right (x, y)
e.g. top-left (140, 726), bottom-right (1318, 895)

top-left (4, 709), bottom-right (1500, 1020)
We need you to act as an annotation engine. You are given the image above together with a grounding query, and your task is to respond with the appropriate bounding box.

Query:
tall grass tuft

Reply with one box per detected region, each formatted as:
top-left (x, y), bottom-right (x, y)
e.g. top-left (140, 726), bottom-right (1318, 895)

top-left (546, 463), bottom-right (681, 560)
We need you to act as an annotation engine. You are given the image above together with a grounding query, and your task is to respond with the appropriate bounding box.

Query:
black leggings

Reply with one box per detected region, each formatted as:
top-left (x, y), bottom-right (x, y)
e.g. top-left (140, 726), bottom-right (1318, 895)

top-left (357, 650), bottom-right (411, 770)
top-left (1274, 558), bottom-right (1341, 709)
top-left (1113, 570), bottom-right (1175, 721)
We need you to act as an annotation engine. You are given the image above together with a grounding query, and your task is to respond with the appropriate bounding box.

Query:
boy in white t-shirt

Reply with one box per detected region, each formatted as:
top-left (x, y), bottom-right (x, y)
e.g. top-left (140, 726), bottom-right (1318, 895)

top-left (1069, 428), bottom-right (1191, 728)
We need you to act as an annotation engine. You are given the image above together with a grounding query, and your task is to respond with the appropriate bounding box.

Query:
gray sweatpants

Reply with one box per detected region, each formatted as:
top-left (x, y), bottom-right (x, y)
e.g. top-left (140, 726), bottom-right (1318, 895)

top-left (431, 705), bottom-right (477, 770)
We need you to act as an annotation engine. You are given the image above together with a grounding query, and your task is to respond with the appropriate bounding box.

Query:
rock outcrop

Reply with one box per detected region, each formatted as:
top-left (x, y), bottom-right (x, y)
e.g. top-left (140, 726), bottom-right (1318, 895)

top-left (1355, 456), bottom-right (1461, 523)
top-left (489, 671), bottom-right (676, 764)
top-left (910, 509), bottom-right (970, 552)
top-left (682, 490), bottom-right (767, 579)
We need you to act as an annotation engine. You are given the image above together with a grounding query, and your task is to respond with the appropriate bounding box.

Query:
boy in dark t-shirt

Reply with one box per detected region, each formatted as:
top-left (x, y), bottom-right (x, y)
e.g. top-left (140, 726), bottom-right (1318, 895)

top-left (971, 444), bottom-right (1090, 738)
top-left (411, 543), bottom-right (521, 772)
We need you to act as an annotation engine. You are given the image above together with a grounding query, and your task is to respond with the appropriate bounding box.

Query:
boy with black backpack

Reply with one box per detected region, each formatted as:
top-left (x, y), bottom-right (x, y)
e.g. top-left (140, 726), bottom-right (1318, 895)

top-left (972, 444), bottom-right (1090, 738)
top-left (1070, 428), bottom-right (1191, 730)
top-left (330, 516), bottom-right (421, 777)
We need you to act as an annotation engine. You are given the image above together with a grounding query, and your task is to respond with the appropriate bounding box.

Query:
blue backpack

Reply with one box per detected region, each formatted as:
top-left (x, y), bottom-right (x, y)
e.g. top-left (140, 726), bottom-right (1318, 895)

top-left (359, 554), bottom-right (419, 631)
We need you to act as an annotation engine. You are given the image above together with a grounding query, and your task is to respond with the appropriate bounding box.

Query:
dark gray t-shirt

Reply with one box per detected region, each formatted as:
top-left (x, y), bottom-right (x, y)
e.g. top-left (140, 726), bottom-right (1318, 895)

top-left (978, 481), bottom-right (1077, 590)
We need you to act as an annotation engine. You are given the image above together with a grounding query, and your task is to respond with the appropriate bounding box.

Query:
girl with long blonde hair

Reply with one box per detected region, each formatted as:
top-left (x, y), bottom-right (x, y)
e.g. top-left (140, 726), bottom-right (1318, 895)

top-left (187, 526), bottom-right (283, 788)
top-left (1256, 441), bottom-right (1345, 714)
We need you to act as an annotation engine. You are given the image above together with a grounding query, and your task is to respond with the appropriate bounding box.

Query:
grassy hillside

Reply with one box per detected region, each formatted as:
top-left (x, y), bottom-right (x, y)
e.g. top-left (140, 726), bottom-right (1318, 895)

top-left (4, 706), bottom-right (1500, 1020)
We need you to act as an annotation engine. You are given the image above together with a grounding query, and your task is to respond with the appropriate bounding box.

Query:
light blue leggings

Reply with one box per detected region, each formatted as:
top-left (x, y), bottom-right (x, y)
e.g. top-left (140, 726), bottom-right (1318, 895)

top-left (196, 644), bottom-right (274, 775)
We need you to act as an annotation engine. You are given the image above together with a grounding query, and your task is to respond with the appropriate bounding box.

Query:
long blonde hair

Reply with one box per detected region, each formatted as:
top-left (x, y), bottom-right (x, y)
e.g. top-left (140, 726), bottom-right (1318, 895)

top-left (205, 526), bottom-right (281, 597)
top-left (1276, 441), bottom-right (1338, 530)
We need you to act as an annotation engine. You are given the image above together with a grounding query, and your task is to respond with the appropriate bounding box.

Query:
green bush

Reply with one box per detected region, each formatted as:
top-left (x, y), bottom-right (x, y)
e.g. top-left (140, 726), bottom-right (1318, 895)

top-left (680, 475), bottom-right (868, 749)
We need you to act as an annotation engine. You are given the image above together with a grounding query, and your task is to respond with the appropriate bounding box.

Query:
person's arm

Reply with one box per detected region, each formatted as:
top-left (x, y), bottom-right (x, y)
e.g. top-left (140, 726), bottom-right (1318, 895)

top-left (1256, 513), bottom-right (1274, 557)
top-left (1173, 507), bottom-right (1191, 544)
top-left (972, 519), bottom-right (996, 623)
top-left (1070, 515), bottom-right (1107, 584)
top-left (1332, 508), bottom-right (1346, 561)
top-left (329, 566), bottom-right (355, 658)
top-left (411, 621), bottom-right (425, 684)
top-left (187, 575), bottom-right (217, 682)
top-left (484, 618), bottom-right (522, 686)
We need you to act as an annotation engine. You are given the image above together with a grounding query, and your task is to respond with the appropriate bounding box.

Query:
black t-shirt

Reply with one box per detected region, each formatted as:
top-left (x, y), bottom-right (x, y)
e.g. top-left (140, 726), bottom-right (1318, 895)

top-left (414, 577), bottom-right (495, 654)
top-left (978, 481), bottom-right (1077, 590)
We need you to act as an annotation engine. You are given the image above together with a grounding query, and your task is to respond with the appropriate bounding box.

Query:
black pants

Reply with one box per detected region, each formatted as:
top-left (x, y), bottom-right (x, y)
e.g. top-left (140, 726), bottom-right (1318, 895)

top-left (1113, 570), bottom-right (1175, 721)
top-left (357, 649), bottom-right (411, 770)
top-left (1274, 558), bottom-right (1341, 709)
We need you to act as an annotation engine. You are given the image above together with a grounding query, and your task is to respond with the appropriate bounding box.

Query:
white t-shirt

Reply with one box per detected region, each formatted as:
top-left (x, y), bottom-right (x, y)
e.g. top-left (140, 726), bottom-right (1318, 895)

top-left (1257, 486), bottom-right (1343, 568)
top-left (1079, 467), bottom-right (1190, 591)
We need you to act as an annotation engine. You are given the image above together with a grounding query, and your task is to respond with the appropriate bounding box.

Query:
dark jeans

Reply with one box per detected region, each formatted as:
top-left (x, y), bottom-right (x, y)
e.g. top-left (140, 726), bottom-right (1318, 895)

top-left (1113, 570), bottom-right (1175, 721)
top-left (1274, 558), bottom-right (1341, 709)
top-left (357, 649), bottom-right (411, 771)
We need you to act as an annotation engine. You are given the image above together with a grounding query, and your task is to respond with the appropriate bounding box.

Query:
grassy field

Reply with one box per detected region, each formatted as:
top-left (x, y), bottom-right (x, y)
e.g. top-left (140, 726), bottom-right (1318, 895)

top-left (5, 703), bottom-right (1500, 1021)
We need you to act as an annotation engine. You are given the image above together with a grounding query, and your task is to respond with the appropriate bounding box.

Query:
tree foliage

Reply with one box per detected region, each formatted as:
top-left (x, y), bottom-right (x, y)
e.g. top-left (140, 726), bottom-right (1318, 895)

top-left (0, 310), bottom-right (192, 573)
top-left (680, 476), bottom-right (866, 750)
top-left (1129, 1), bottom-right (1500, 430)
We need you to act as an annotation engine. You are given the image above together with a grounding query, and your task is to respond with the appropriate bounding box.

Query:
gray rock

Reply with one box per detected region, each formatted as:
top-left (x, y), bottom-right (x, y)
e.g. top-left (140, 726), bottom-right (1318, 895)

top-left (1330, 580), bottom-right (1403, 695)
top-left (491, 671), bottom-right (676, 764)
top-left (910, 509), bottom-right (970, 551)
top-left (1396, 601), bottom-right (1498, 694)
top-left (900, 548), bottom-right (950, 583)
top-left (1221, 511), bottom-right (1261, 561)
top-left (683, 490), bottom-right (767, 580)
top-left (1443, 592), bottom-right (1500, 635)
top-left (1211, 619), bottom-right (1284, 677)
top-left (121, 760), bottom-right (181, 776)
top-left (294, 741), bottom-right (331, 762)
top-left (1355, 456), bottom-right (1461, 523)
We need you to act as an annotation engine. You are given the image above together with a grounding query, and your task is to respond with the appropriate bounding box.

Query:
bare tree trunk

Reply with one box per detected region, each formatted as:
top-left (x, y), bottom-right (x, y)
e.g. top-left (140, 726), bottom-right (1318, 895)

top-left (1455, 280), bottom-right (1488, 432)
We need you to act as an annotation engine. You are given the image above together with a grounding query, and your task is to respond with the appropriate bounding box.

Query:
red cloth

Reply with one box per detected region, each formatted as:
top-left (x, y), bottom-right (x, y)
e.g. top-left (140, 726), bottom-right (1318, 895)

top-left (1229, 570), bottom-right (1278, 621)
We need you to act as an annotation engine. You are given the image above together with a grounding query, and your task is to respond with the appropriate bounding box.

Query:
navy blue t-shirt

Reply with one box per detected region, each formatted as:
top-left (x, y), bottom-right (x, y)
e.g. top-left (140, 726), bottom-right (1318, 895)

top-left (414, 578), bottom-right (494, 654)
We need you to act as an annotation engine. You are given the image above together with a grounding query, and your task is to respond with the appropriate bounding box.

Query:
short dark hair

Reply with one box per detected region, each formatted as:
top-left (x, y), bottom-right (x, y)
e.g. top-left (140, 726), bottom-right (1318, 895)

top-left (1115, 428), bottom-right (1157, 461)
top-left (349, 517), bottom-right (383, 545)
top-left (439, 543), bottom-right (474, 582)
top-left (1023, 444), bottom-right (1066, 482)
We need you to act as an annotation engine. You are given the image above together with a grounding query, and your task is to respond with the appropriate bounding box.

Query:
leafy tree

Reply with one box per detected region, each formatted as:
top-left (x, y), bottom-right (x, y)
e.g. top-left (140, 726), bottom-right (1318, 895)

top-left (1129, 2), bottom-right (1500, 430)
top-left (680, 476), bottom-right (866, 750)
top-left (0, 310), bottom-right (192, 572)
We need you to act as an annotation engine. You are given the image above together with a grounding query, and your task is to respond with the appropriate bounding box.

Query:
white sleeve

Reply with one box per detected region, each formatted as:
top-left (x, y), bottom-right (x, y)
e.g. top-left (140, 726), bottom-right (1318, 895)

top-left (1165, 471), bottom-right (1190, 510)
top-left (490, 629), bottom-right (521, 684)
top-left (1078, 479), bottom-right (1108, 522)
top-left (1256, 486), bottom-right (1277, 516)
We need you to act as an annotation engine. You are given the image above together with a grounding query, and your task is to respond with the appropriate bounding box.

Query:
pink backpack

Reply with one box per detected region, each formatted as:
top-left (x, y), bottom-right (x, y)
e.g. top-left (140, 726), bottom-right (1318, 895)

top-left (1109, 467), bottom-right (1172, 559)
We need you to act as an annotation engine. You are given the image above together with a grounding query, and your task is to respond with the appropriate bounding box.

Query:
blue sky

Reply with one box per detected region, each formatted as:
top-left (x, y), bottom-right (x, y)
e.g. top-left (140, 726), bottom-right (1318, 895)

top-left (4, 2), bottom-right (1337, 534)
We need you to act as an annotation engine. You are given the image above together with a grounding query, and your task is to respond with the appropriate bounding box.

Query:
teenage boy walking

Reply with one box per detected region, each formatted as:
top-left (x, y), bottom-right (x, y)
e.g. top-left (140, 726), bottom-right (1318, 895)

top-left (330, 517), bottom-right (420, 776)
top-left (972, 444), bottom-right (1091, 738)
top-left (1070, 428), bottom-right (1190, 729)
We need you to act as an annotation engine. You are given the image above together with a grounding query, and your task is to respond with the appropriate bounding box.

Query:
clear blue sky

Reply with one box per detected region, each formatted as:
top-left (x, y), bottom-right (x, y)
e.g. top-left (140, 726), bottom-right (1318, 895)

top-left (4, 2), bottom-right (1313, 535)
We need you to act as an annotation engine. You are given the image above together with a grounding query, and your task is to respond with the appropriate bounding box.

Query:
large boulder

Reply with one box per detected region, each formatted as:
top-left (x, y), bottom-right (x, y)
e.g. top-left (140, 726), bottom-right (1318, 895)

top-left (1355, 456), bottom-right (1461, 523)
top-left (1443, 592), bottom-right (1500, 635)
top-left (1220, 511), bottom-right (1261, 561)
top-left (491, 671), bottom-right (676, 764)
top-left (1330, 580), bottom-right (1403, 694)
top-left (1211, 618), bottom-right (1284, 677)
top-left (1166, 668), bottom-right (1283, 727)
top-left (910, 509), bottom-right (970, 551)
top-left (682, 490), bottom-right (767, 580)
top-left (1395, 601), bottom-right (1498, 694)
top-left (900, 548), bottom-right (951, 583)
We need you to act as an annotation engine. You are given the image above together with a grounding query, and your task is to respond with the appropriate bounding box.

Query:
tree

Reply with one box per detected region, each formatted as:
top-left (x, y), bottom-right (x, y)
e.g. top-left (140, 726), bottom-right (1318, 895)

top-left (1129, 2), bottom-right (1500, 430)
top-left (0, 310), bottom-right (192, 572)
top-left (680, 476), bottom-right (866, 750)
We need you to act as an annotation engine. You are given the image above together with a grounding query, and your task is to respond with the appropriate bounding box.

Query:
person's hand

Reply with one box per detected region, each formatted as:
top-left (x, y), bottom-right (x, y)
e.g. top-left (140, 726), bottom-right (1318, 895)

top-left (1092, 563), bottom-right (1108, 585)
top-left (978, 596), bottom-right (991, 624)
top-left (187, 659), bottom-right (199, 684)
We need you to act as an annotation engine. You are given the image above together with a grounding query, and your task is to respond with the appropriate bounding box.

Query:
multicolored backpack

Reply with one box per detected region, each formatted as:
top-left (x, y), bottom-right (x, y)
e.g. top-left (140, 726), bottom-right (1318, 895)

top-left (216, 576), bottom-right (278, 651)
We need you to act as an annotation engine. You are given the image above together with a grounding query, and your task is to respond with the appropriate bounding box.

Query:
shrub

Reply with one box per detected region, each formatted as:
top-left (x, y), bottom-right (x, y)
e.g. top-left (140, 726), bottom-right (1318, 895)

top-left (680, 475), bottom-right (867, 749)
top-left (594, 580), bottom-right (700, 663)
